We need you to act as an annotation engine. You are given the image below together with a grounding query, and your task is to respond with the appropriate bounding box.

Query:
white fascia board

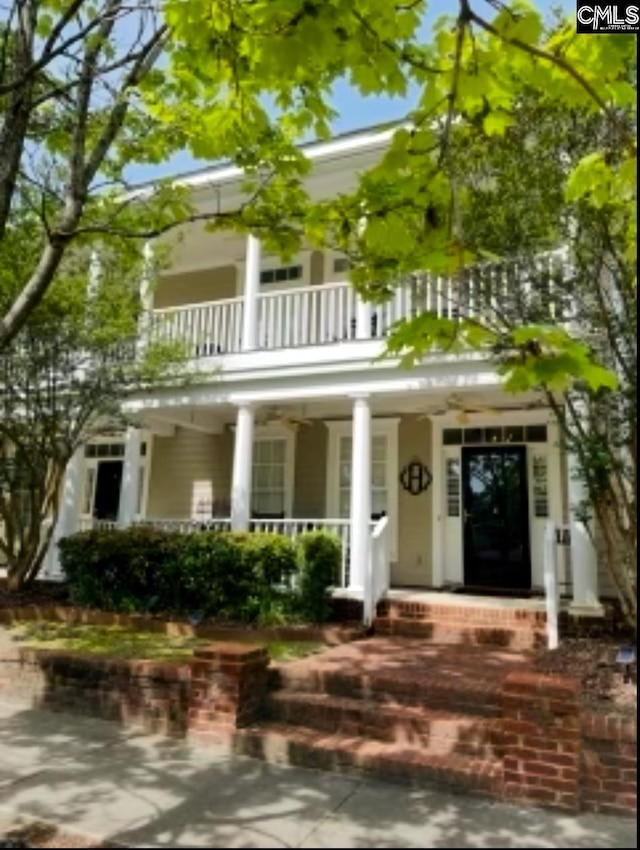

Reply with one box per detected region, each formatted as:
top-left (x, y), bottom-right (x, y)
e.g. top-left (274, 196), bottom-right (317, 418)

top-left (185, 342), bottom-right (489, 384)
top-left (122, 358), bottom-right (500, 414)
top-left (126, 125), bottom-right (404, 203)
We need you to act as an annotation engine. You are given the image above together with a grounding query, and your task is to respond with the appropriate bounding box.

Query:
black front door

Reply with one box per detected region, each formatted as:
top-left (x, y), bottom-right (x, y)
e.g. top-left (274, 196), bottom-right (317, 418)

top-left (462, 446), bottom-right (531, 590)
top-left (93, 461), bottom-right (123, 521)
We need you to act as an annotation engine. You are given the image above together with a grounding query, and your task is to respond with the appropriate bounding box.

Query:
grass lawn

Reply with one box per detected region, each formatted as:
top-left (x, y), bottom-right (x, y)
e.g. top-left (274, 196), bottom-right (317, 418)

top-left (6, 621), bottom-right (325, 663)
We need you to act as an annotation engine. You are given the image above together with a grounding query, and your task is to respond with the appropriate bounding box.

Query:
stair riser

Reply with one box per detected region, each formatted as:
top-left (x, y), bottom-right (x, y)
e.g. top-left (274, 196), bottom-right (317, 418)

top-left (376, 603), bottom-right (547, 627)
top-left (374, 618), bottom-right (546, 650)
top-left (234, 729), bottom-right (503, 796)
top-left (271, 673), bottom-right (502, 717)
top-left (267, 699), bottom-right (501, 755)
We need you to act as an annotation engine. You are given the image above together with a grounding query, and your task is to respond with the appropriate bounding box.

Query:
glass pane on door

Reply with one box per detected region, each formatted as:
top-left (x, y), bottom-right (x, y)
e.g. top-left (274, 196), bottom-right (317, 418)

top-left (462, 446), bottom-right (531, 590)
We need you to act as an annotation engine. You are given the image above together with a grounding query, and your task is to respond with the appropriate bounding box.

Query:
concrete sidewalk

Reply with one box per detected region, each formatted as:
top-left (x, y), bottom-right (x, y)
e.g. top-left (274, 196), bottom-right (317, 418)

top-left (0, 700), bottom-right (636, 849)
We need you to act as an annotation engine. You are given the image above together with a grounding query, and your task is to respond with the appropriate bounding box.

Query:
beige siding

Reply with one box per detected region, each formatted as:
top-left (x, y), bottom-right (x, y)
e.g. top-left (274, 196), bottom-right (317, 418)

top-left (393, 415), bottom-right (432, 587)
top-left (147, 428), bottom-right (232, 518)
top-left (293, 421), bottom-right (327, 517)
top-left (153, 266), bottom-right (237, 310)
top-left (310, 250), bottom-right (325, 286)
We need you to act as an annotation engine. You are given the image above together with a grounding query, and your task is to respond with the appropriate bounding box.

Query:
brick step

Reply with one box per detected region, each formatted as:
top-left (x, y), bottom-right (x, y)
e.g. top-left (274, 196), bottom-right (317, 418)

top-left (374, 617), bottom-right (546, 650)
top-left (271, 665), bottom-right (503, 717)
top-left (233, 722), bottom-right (504, 795)
top-left (266, 691), bottom-right (503, 756)
top-left (377, 600), bottom-right (547, 627)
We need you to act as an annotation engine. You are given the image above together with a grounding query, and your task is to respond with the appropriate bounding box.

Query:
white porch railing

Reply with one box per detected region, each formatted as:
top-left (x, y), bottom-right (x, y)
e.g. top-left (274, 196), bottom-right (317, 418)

top-left (249, 518), bottom-right (352, 589)
top-left (135, 518), bottom-right (233, 533)
top-left (543, 520), bottom-right (560, 650)
top-left (77, 518), bottom-right (119, 531)
top-left (364, 515), bottom-right (390, 626)
top-left (152, 296), bottom-right (244, 357)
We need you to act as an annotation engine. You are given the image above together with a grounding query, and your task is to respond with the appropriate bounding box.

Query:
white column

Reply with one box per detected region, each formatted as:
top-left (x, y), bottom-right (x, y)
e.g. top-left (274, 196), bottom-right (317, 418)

top-left (355, 294), bottom-right (373, 340)
top-left (231, 403), bottom-right (255, 531)
top-left (349, 394), bottom-right (371, 591)
top-left (118, 427), bottom-right (142, 527)
top-left (42, 448), bottom-right (84, 579)
top-left (137, 241), bottom-right (154, 357)
top-left (242, 234), bottom-right (260, 351)
top-left (568, 442), bottom-right (602, 614)
top-left (430, 419), bottom-right (444, 587)
top-left (355, 215), bottom-right (373, 339)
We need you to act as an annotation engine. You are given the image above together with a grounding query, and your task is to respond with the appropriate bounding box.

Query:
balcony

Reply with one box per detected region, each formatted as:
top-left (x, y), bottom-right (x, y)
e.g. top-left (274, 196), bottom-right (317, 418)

top-left (150, 260), bottom-right (569, 360)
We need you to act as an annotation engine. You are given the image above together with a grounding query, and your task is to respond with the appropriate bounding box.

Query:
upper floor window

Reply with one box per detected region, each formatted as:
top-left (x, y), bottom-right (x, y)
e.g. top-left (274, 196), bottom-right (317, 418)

top-left (333, 257), bottom-right (351, 274)
top-left (259, 265), bottom-right (303, 285)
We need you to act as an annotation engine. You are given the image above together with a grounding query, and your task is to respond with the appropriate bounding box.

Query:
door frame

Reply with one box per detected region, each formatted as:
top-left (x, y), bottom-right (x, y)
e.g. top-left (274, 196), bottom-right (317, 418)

top-left (461, 443), bottom-right (531, 589)
top-left (79, 433), bottom-right (152, 524)
top-left (431, 408), bottom-right (564, 590)
top-left (92, 459), bottom-right (125, 521)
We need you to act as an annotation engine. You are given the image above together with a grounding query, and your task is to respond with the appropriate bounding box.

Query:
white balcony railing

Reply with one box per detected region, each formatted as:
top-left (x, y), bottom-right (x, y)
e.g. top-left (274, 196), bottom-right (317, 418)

top-left (150, 255), bottom-right (569, 360)
top-left (152, 296), bottom-right (244, 356)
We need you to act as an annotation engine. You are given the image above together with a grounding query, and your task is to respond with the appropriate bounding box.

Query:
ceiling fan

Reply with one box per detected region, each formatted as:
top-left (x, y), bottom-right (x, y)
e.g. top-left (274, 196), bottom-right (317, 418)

top-left (257, 405), bottom-right (312, 431)
top-left (417, 393), bottom-right (546, 422)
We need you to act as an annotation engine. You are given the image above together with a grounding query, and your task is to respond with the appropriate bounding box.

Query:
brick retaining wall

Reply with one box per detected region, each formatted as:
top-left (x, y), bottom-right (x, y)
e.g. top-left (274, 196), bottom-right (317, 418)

top-left (0, 642), bottom-right (634, 815)
top-left (499, 671), bottom-right (636, 814)
top-left (501, 671), bottom-right (581, 809)
top-left (581, 711), bottom-right (637, 815)
top-left (0, 643), bottom-right (269, 738)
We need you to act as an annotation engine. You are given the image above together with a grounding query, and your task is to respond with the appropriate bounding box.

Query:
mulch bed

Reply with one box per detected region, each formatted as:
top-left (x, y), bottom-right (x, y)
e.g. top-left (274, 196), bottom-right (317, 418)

top-left (533, 635), bottom-right (637, 716)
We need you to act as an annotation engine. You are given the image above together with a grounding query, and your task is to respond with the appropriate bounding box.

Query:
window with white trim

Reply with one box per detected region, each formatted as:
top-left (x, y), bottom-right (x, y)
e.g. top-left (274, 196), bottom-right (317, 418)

top-left (337, 435), bottom-right (388, 518)
top-left (252, 438), bottom-right (287, 517)
top-left (446, 458), bottom-right (461, 517)
top-left (532, 454), bottom-right (549, 518)
top-left (326, 418), bottom-right (399, 560)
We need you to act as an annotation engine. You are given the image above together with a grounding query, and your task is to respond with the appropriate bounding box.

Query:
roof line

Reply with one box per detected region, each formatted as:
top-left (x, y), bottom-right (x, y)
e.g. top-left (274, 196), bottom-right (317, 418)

top-left (127, 118), bottom-right (407, 197)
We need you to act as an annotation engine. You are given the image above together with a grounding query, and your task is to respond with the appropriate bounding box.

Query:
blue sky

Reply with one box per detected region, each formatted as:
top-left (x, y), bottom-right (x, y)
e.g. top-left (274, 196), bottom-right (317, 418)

top-left (128, 0), bottom-right (571, 184)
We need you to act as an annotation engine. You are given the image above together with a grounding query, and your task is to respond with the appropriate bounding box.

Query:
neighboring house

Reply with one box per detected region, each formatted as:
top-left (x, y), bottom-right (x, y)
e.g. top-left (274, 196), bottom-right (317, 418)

top-left (42, 126), bottom-right (608, 618)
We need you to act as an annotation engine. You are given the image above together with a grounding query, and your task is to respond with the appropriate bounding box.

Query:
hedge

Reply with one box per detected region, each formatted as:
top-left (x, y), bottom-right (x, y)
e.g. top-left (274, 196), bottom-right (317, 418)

top-left (58, 526), bottom-right (340, 623)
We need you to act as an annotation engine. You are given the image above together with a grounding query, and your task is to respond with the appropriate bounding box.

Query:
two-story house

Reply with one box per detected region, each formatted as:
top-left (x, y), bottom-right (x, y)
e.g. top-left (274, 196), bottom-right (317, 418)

top-left (43, 126), bottom-right (609, 620)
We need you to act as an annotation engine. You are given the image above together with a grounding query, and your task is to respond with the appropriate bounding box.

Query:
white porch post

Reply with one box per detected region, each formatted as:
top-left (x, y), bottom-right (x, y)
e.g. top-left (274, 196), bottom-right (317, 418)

top-left (568, 444), bottom-right (602, 614)
top-left (355, 215), bottom-right (373, 339)
top-left (242, 234), bottom-right (260, 351)
top-left (43, 448), bottom-right (84, 579)
top-left (355, 295), bottom-right (373, 340)
top-left (430, 418), bottom-right (444, 587)
top-left (231, 403), bottom-right (255, 531)
top-left (137, 241), bottom-right (154, 356)
top-left (117, 427), bottom-right (142, 527)
top-left (349, 394), bottom-right (371, 591)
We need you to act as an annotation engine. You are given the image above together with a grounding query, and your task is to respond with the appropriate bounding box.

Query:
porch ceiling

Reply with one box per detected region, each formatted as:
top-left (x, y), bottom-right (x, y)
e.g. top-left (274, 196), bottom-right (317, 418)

top-left (137, 389), bottom-right (549, 435)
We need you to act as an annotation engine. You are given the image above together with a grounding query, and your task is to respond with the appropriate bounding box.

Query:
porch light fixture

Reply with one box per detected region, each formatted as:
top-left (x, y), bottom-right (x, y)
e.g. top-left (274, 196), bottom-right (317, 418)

top-left (616, 645), bottom-right (636, 683)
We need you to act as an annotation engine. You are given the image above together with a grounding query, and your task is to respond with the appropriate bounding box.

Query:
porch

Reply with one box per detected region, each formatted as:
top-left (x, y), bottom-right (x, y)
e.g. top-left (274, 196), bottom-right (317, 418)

top-left (47, 388), bottom-right (607, 626)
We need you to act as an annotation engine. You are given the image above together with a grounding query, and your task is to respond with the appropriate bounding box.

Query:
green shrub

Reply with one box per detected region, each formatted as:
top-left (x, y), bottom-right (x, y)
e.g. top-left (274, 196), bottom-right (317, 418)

top-left (297, 531), bottom-right (341, 623)
top-left (58, 527), bottom-right (302, 622)
top-left (59, 528), bottom-right (180, 612)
